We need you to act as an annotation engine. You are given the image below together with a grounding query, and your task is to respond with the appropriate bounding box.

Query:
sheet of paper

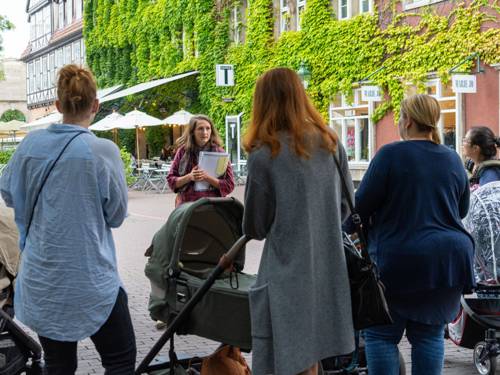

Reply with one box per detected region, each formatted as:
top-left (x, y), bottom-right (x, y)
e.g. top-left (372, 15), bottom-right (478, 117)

top-left (194, 151), bottom-right (230, 191)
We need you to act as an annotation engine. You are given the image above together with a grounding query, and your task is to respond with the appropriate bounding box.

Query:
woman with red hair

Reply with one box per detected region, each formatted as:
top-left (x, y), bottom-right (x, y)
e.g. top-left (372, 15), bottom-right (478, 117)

top-left (243, 67), bottom-right (355, 375)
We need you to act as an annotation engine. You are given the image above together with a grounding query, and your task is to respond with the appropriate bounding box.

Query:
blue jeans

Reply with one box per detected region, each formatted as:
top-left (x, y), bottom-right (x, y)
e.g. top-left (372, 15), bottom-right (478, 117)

top-left (364, 311), bottom-right (445, 375)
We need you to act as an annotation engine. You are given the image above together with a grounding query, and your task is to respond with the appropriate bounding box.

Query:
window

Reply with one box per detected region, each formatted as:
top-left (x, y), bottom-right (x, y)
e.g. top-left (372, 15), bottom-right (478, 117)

top-left (64, 44), bottom-right (71, 65)
top-left (72, 40), bottom-right (81, 63)
top-left (405, 79), bottom-right (458, 151)
top-left (297, 0), bottom-right (306, 30)
top-left (66, 0), bottom-right (74, 24)
top-left (36, 58), bottom-right (41, 91)
top-left (330, 90), bottom-right (372, 162)
top-left (49, 52), bottom-right (55, 87)
top-left (338, 0), bottom-right (350, 19)
top-left (42, 56), bottom-right (48, 90)
top-left (80, 39), bottom-right (86, 66)
top-left (75, 0), bottom-right (83, 20)
top-left (43, 6), bottom-right (51, 36)
top-left (59, 2), bottom-right (65, 29)
top-left (403, 0), bottom-right (445, 10)
top-left (280, 0), bottom-right (290, 32)
top-left (359, 0), bottom-right (371, 13)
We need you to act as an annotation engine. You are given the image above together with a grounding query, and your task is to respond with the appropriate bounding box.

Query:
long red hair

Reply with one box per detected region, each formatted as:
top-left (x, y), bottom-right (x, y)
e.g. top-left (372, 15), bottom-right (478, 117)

top-left (243, 67), bottom-right (337, 158)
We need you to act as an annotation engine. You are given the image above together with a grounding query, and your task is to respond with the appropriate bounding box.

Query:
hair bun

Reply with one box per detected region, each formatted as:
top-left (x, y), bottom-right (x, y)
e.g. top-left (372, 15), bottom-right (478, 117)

top-left (496, 137), bottom-right (500, 147)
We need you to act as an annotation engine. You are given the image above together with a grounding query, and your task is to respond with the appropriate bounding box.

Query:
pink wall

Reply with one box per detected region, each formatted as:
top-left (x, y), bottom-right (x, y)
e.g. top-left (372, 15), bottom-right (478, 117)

top-left (376, 112), bottom-right (399, 150)
top-left (463, 64), bottom-right (499, 136)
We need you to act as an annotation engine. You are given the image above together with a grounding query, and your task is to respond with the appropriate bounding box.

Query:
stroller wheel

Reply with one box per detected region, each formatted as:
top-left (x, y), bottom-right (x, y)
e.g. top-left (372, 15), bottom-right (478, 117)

top-left (474, 341), bottom-right (497, 375)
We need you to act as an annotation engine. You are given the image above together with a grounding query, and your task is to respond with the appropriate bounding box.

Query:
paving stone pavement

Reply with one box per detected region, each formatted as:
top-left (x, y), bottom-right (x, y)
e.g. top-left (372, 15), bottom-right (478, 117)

top-left (6, 186), bottom-right (479, 374)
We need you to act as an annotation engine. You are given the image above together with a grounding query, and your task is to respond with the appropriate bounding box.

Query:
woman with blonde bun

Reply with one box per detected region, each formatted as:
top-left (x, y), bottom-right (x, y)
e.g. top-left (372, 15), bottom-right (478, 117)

top-left (352, 94), bottom-right (474, 375)
top-left (0, 65), bottom-right (136, 374)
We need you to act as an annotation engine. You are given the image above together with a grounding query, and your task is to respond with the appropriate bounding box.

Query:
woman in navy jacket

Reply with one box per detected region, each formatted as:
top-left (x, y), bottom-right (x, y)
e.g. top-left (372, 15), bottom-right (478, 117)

top-left (354, 94), bottom-right (475, 375)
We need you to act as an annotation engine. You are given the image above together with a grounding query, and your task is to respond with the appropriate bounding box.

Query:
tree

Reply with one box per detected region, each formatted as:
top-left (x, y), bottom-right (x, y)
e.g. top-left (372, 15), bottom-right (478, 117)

top-left (0, 109), bottom-right (26, 122)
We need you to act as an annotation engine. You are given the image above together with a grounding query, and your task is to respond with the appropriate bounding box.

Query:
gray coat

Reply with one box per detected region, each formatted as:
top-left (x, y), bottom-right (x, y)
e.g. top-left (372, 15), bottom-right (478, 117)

top-left (243, 136), bottom-right (355, 375)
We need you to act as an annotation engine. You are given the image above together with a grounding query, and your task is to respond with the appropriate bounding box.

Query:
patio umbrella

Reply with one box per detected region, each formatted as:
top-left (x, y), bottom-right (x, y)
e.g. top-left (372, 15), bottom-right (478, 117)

top-left (89, 112), bottom-right (125, 144)
top-left (0, 120), bottom-right (25, 132)
top-left (163, 109), bottom-right (193, 126)
top-left (89, 112), bottom-right (124, 131)
top-left (21, 111), bottom-right (62, 132)
top-left (115, 110), bottom-right (165, 161)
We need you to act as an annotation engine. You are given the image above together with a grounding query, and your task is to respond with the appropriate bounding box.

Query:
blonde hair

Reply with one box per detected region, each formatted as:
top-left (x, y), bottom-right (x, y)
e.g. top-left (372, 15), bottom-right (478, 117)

top-left (400, 94), bottom-right (441, 144)
top-left (57, 64), bottom-right (97, 117)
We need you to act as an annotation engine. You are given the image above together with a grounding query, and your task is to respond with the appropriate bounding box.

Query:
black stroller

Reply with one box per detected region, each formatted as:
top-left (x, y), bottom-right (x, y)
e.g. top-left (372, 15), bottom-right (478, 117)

top-left (448, 287), bottom-right (500, 375)
top-left (0, 203), bottom-right (45, 374)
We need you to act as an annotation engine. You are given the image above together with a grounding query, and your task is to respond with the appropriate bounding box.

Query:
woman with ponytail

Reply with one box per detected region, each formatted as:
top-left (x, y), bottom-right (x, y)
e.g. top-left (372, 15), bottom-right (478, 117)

top-left (350, 94), bottom-right (474, 375)
top-left (462, 126), bottom-right (500, 188)
top-left (0, 64), bottom-right (136, 374)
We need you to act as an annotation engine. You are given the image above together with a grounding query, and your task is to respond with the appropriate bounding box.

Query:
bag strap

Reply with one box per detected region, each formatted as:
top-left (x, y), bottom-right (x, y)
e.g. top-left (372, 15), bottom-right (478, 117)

top-left (332, 153), bottom-right (372, 262)
top-left (25, 131), bottom-right (85, 239)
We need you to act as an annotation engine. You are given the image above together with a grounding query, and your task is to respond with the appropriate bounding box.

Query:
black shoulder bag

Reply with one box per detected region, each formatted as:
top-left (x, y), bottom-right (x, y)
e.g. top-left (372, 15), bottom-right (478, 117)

top-left (25, 131), bottom-right (84, 239)
top-left (333, 154), bottom-right (393, 330)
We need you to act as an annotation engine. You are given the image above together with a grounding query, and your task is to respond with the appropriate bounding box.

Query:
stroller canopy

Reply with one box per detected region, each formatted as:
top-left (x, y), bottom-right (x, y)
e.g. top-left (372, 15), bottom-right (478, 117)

top-left (463, 181), bottom-right (500, 284)
top-left (146, 197), bottom-right (245, 287)
top-left (0, 202), bottom-right (19, 278)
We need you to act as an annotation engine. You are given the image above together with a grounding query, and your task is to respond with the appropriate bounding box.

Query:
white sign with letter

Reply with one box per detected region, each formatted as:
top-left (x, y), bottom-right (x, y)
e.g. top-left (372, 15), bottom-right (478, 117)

top-left (361, 85), bottom-right (382, 102)
top-left (452, 74), bottom-right (476, 93)
top-left (216, 64), bottom-right (235, 87)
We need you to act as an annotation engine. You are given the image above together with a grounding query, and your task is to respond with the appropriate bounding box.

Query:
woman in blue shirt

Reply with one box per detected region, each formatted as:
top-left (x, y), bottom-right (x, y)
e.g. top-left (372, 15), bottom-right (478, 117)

top-left (0, 65), bottom-right (136, 374)
top-left (462, 126), bottom-right (500, 189)
top-left (354, 94), bottom-right (475, 375)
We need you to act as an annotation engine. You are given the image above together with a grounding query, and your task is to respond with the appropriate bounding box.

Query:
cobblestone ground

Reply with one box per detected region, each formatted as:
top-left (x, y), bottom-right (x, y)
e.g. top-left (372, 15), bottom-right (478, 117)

top-left (6, 186), bottom-right (478, 374)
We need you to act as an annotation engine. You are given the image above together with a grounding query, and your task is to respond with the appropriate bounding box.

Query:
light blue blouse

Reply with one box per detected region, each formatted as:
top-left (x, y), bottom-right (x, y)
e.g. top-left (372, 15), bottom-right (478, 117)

top-left (0, 124), bottom-right (128, 341)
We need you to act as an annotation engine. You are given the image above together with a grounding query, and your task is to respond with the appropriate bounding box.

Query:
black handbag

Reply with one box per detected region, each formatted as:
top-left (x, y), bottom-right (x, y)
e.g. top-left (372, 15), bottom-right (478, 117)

top-left (333, 155), bottom-right (393, 330)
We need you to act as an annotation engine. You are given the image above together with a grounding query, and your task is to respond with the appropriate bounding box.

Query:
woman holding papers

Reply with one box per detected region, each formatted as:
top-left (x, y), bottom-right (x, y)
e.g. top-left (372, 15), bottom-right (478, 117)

top-left (243, 67), bottom-right (355, 375)
top-left (167, 114), bottom-right (234, 206)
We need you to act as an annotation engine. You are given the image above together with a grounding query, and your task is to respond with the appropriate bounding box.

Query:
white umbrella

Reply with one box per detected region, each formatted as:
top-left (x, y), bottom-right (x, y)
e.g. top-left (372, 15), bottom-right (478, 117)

top-left (115, 110), bottom-right (165, 161)
top-left (21, 111), bottom-right (62, 132)
top-left (163, 109), bottom-right (193, 126)
top-left (89, 112), bottom-right (124, 131)
top-left (0, 120), bottom-right (26, 132)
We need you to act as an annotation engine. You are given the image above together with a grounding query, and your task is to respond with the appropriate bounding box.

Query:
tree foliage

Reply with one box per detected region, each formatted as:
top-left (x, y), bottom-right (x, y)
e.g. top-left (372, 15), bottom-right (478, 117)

top-left (84, 0), bottom-right (500, 129)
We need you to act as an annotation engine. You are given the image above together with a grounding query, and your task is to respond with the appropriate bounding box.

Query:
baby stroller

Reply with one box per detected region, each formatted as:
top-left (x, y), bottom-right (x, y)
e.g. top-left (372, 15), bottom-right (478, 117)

top-left (447, 181), bottom-right (500, 375)
top-left (137, 197), bottom-right (404, 374)
top-left (137, 197), bottom-right (255, 374)
top-left (0, 203), bottom-right (44, 374)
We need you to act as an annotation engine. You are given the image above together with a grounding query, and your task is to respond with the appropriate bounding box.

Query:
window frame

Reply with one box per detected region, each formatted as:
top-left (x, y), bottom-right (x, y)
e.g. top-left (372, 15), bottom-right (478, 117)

top-left (338, 0), bottom-right (351, 20)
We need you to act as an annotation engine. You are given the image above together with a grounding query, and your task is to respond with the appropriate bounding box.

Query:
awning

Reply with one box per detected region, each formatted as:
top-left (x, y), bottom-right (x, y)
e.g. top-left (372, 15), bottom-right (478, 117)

top-left (99, 71), bottom-right (199, 104)
top-left (97, 84), bottom-right (123, 100)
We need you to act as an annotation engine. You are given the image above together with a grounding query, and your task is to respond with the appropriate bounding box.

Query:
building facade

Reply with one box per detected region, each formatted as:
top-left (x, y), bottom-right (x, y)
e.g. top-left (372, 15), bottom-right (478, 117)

top-left (236, 0), bottom-right (500, 180)
top-left (0, 58), bottom-right (28, 121)
top-left (22, 0), bottom-right (85, 120)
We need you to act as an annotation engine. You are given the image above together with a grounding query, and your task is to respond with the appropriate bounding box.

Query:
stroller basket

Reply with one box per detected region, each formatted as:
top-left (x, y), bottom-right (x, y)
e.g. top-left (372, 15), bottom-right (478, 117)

top-left (145, 198), bottom-right (255, 350)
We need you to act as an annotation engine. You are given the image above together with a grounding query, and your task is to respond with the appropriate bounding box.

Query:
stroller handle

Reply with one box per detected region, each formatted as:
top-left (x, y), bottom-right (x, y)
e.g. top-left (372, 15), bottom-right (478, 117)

top-left (219, 234), bottom-right (252, 270)
top-left (135, 234), bottom-right (252, 374)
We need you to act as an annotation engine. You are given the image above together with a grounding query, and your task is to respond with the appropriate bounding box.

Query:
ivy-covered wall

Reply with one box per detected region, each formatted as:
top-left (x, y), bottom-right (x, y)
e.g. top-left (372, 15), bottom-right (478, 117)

top-left (84, 0), bottom-right (500, 130)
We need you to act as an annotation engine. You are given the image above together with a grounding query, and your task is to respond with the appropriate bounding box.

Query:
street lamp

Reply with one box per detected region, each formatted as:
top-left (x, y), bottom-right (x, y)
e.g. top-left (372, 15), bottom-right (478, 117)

top-left (297, 61), bottom-right (311, 89)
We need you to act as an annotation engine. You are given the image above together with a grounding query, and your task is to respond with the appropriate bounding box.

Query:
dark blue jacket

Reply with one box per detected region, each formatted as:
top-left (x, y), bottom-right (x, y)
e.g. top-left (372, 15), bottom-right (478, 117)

top-left (355, 141), bottom-right (475, 298)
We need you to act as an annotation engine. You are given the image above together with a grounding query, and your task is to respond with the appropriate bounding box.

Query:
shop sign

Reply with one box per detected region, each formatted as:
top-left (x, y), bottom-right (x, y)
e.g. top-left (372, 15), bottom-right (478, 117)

top-left (361, 85), bottom-right (382, 102)
top-left (452, 74), bottom-right (476, 93)
top-left (216, 64), bottom-right (235, 86)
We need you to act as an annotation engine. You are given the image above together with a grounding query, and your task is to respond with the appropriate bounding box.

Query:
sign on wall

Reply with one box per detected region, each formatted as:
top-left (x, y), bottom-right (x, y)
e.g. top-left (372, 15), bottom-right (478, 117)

top-left (216, 65), bottom-right (235, 87)
top-left (452, 74), bottom-right (477, 94)
top-left (361, 85), bottom-right (382, 102)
